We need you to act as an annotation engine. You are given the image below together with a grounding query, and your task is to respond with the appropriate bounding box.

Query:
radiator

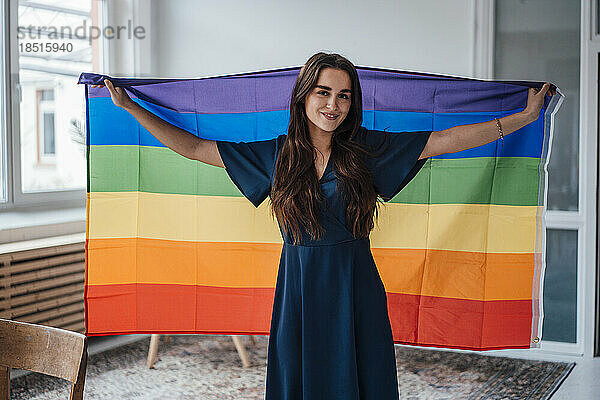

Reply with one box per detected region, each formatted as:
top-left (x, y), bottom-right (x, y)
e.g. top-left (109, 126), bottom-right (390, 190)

top-left (0, 242), bottom-right (85, 332)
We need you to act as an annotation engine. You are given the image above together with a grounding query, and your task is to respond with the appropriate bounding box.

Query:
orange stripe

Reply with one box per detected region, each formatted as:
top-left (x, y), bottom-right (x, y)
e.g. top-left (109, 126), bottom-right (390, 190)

top-left (84, 283), bottom-right (533, 350)
top-left (86, 238), bottom-right (535, 301)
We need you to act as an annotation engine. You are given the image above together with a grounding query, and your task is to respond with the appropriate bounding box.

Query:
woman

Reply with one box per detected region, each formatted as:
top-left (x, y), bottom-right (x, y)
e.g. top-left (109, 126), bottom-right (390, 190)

top-left (92, 52), bottom-right (553, 399)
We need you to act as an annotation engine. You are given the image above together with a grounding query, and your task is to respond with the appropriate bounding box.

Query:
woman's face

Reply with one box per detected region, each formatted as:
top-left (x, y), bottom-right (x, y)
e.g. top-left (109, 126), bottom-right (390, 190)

top-left (304, 67), bottom-right (352, 136)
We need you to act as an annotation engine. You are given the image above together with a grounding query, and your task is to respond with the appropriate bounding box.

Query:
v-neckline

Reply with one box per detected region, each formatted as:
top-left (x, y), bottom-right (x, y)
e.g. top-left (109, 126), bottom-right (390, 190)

top-left (318, 152), bottom-right (332, 182)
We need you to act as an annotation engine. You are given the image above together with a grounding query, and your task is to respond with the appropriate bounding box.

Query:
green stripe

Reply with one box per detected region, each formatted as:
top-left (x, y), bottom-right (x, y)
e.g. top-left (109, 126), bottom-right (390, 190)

top-left (393, 157), bottom-right (540, 205)
top-left (90, 145), bottom-right (241, 197)
top-left (90, 145), bottom-right (540, 206)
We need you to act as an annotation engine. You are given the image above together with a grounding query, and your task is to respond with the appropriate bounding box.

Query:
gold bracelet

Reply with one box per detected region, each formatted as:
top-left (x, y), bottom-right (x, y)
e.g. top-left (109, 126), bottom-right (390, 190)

top-left (494, 118), bottom-right (504, 147)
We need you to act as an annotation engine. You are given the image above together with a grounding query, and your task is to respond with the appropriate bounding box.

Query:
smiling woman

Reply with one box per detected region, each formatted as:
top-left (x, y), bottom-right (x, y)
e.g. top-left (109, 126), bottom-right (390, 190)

top-left (216, 53), bottom-right (434, 399)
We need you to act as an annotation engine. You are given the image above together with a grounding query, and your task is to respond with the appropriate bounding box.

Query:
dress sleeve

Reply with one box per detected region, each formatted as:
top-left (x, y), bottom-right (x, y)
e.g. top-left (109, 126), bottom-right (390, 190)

top-left (215, 136), bottom-right (279, 207)
top-left (359, 127), bottom-right (432, 202)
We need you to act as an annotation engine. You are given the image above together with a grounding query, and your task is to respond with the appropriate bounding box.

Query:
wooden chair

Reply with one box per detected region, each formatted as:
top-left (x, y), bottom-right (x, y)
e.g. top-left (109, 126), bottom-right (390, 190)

top-left (0, 319), bottom-right (87, 400)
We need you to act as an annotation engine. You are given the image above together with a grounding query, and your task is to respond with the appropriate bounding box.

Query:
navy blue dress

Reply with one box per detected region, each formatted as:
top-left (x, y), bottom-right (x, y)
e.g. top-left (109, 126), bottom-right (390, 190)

top-left (216, 127), bottom-right (431, 400)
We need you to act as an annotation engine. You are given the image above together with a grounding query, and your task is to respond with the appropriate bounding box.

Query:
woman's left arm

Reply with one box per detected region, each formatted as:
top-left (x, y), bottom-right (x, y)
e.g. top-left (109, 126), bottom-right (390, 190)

top-left (419, 82), bottom-right (556, 159)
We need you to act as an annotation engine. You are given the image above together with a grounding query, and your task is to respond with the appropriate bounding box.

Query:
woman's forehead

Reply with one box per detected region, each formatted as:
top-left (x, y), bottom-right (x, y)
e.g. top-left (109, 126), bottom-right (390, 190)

top-left (316, 68), bottom-right (352, 90)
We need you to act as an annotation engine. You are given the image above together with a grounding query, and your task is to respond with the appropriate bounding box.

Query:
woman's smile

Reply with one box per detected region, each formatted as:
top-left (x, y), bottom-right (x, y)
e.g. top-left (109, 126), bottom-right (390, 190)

top-left (321, 111), bottom-right (339, 120)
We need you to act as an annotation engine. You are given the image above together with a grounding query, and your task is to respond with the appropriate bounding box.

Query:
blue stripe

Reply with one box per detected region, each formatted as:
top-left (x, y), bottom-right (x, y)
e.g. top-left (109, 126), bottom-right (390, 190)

top-left (89, 97), bottom-right (544, 158)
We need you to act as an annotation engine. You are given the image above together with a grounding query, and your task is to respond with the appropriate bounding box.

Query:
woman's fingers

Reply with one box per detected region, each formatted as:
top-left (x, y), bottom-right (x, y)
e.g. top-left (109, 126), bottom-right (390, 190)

top-left (104, 79), bottom-right (115, 93)
top-left (543, 82), bottom-right (551, 94)
top-left (95, 78), bottom-right (132, 109)
top-left (532, 82), bottom-right (554, 97)
top-left (89, 79), bottom-right (112, 89)
top-left (104, 79), bottom-right (120, 98)
top-left (542, 82), bottom-right (557, 96)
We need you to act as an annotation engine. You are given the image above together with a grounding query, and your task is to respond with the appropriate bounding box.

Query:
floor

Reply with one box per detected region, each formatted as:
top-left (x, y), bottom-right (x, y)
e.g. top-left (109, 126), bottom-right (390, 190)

top-left (399, 343), bottom-right (598, 399)
top-left (11, 334), bottom-right (599, 398)
top-left (550, 356), bottom-right (600, 399)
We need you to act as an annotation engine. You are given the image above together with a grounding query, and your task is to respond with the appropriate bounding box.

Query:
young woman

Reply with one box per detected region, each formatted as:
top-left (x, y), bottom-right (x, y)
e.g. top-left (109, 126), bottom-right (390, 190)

top-left (92, 52), bottom-right (553, 399)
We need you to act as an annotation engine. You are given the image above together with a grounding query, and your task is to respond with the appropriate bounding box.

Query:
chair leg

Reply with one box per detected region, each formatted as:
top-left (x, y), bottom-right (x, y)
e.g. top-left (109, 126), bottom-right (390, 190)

top-left (70, 347), bottom-right (87, 400)
top-left (0, 366), bottom-right (10, 400)
top-left (249, 335), bottom-right (257, 345)
top-left (147, 334), bottom-right (161, 368)
top-left (231, 335), bottom-right (250, 368)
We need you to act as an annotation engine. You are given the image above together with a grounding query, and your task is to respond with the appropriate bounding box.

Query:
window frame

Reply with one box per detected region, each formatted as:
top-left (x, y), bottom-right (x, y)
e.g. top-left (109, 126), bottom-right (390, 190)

top-left (0, 0), bottom-right (9, 205)
top-left (1, 0), bottom-right (106, 212)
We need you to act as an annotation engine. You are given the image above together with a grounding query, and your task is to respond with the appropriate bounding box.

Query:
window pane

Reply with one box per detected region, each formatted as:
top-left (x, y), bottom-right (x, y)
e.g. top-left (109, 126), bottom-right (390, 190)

top-left (17, 0), bottom-right (98, 193)
top-left (41, 89), bottom-right (54, 101)
top-left (542, 229), bottom-right (577, 343)
top-left (43, 113), bottom-right (55, 154)
top-left (494, 0), bottom-right (580, 211)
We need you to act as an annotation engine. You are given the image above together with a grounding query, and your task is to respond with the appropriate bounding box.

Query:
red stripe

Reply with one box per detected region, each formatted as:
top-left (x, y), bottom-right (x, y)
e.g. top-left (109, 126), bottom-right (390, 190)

top-left (85, 284), bottom-right (532, 350)
top-left (386, 292), bottom-right (532, 350)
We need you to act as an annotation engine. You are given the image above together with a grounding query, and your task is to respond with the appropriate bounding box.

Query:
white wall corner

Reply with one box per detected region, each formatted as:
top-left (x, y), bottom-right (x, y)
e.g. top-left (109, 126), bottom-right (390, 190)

top-left (472, 0), bottom-right (494, 79)
top-left (132, 0), bottom-right (155, 77)
top-left (580, 0), bottom-right (598, 359)
top-left (104, 0), bottom-right (155, 77)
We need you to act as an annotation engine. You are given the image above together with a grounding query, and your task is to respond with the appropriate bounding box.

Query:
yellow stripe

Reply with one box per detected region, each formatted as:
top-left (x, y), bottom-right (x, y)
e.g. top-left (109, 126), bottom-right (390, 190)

top-left (88, 192), bottom-right (540, 253)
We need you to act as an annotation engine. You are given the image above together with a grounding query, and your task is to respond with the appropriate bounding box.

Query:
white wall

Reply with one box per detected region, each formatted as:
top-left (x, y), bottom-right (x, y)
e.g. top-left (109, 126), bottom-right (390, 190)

top-left (147, 0), bottom-right (477, 79)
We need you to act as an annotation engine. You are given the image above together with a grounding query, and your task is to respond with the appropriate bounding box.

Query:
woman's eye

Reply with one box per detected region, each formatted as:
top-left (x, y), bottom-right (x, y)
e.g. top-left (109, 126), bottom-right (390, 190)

top-left (316, 90), bottom-right (349, 100)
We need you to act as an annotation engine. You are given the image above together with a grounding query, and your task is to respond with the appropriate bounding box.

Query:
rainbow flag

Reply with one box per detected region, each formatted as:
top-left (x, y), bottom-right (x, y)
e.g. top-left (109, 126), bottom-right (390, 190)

top-left (78, 66), bottom-right (562, 351)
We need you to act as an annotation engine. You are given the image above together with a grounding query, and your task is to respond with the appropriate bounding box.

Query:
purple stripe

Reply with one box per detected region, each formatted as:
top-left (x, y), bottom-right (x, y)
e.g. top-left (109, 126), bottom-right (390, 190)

top-left (78, 67), bottom-right (551, 114)
top-left (196, 70), bottom-right (298, 113)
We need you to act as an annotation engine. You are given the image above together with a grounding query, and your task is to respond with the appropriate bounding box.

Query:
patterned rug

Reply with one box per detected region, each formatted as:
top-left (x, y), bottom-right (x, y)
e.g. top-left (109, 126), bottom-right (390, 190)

top-left (9, 334), bottom-right (574, 399)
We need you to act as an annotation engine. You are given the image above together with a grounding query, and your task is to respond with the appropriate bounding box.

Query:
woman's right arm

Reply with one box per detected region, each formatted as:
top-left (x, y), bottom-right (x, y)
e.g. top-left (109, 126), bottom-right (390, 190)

top-left (93, 79), bottom-right (224, 168)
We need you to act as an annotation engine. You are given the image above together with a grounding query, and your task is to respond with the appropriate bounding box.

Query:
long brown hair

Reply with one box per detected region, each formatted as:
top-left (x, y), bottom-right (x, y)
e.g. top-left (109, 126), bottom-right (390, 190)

top-left (270, 52), bottom-right (386, 245)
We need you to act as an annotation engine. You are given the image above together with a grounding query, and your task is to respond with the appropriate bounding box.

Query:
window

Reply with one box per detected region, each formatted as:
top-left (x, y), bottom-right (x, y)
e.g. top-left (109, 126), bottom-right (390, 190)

top-left (1, 0), bottom-right (103, 208)
top-left (543, 229), bottom-right (578, 344)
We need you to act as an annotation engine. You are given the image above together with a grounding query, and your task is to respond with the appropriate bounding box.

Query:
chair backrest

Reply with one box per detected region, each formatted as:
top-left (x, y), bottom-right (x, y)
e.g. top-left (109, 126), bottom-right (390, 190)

top-left (0, 318), bottom-right (87, 400)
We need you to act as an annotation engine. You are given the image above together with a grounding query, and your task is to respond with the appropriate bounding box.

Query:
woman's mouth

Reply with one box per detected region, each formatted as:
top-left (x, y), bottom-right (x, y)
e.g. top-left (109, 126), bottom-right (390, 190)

top-left (321, 112), bottom-right (339, 120)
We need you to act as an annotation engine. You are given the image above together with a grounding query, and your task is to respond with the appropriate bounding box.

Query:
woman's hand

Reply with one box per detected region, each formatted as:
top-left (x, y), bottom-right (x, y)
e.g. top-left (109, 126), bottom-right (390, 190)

top-left (90, 79), bottom-right (135, 110)
top-left (523, 82), bottom-right (555, 122)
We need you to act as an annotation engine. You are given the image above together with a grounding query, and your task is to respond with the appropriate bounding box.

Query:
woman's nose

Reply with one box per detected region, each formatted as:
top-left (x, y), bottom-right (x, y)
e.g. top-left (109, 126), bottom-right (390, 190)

top-left (326, 97), bottom-right (338, 109)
